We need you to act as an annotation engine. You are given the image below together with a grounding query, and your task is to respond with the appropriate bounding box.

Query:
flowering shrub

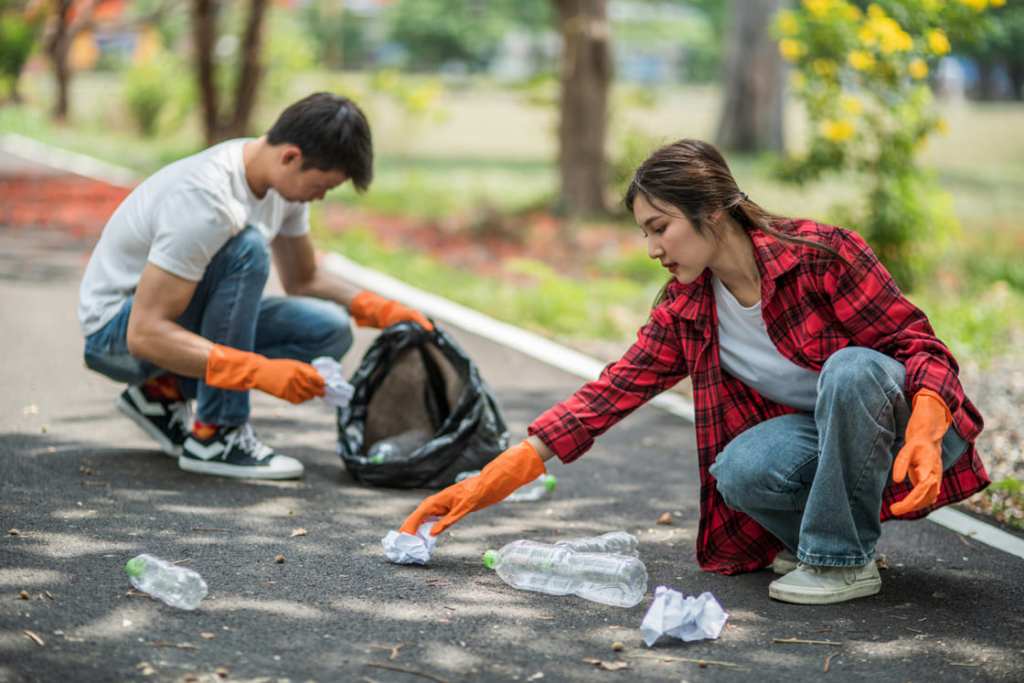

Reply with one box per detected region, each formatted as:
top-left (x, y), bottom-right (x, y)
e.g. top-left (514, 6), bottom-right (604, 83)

top-left (775, 0), bottom-right (1000, 288)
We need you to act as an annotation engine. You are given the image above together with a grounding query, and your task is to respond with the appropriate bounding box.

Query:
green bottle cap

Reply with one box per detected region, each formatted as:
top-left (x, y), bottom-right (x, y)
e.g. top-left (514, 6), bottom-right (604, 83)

top-left (543, 474), bottom-right (558, 492)
top-left (124, 557), bottom-right (145, 578)
top-left (482, 549), bottom-right (498, 569)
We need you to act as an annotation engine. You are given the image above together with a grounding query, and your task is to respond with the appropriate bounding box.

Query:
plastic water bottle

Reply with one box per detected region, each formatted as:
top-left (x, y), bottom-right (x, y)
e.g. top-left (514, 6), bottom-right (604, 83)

top-left (556, 531), bottom-right (639, 557)
top-left (455, 471), bottom-right (558, 502)
top-left (367, 428), bottom-right (432, 464)
top-left (124, 554), bottom-right (208, 610)
top-left (482, 540), bottom-right (648, 607)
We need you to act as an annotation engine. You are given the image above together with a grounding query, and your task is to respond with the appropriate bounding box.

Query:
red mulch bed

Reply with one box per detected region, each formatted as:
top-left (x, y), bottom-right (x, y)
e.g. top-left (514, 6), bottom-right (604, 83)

top-left (0, 174), bottom-right (132, 238)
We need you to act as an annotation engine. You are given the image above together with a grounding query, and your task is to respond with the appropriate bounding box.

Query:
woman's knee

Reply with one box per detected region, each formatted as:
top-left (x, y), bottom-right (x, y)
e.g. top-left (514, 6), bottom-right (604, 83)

top-left (819, 347), bottom-right (904, 396)
top-left (710, 449), bottom-right (763, 509)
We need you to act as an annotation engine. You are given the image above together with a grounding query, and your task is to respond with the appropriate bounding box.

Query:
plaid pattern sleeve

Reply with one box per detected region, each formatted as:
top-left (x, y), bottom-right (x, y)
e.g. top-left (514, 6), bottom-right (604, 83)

top-left (824, 228), bottom-right (969, 419)
top-left (528, 305), bottom-right (690, 463)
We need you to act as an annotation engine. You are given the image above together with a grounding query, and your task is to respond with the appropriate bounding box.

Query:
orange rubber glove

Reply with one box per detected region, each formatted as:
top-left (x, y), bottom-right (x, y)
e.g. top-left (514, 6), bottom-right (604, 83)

top-left (205, 344), bottom-right (325, 404)
top-left (890, 388), bottom-right (952, 516)
top-left (350, 290), bottom-right (434, 331)
top-left (400, 440), bottom-right (546, 536)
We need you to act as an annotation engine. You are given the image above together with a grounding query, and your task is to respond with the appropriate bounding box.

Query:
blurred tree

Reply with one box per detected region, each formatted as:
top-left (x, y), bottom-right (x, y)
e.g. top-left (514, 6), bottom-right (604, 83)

top-left (0, 1), bottom-right (43, 103)
top-left (716, 0), bottom-right (785, 152)
top-left (555, 0), bottom-right (611, 217)
top-left (955, 0), bottom-right (1024, 100)
top-left (192, 0), bottom-right (268, 145)
top-left (301, 0), bottom-right (373, 70)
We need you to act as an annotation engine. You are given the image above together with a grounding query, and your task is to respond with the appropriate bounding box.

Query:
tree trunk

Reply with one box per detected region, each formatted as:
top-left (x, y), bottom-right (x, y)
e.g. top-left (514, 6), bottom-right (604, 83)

top-left (715, 0), bottom-right (785, 153)
top-left (225, 0), bottom-right (268, 138)
top-left (1007, 59), bottom-right (1023, 101)
top-left (975, 59), bottom-right (1000, 100)
top-left (47, 0), bottom-right (73, 122)
top-left (192, 0), bottom-right (268, 145)
top-left (555, 0), bottom-right (611, 217)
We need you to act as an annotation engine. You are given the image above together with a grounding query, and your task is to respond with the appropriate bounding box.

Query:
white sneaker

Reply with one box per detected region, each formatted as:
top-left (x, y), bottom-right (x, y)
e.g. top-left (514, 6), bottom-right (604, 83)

top-left (770, 550), bottom-right (798, 575)
top-left (769, 561), bottom-right (881, 605)
top-left (179, 423), bottom-right (303, 480)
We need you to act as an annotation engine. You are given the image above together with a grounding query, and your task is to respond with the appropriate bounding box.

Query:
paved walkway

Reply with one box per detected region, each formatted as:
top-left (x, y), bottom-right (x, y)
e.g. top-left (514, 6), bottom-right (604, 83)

top-left (1, 150), bottom-right (1022, 682)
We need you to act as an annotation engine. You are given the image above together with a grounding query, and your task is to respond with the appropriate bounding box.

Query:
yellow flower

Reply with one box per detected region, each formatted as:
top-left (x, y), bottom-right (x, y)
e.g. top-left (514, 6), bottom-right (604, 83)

top-left (802, 0), bottom-right (832, 19)
top-left (909, 58), bottom-right (929, 79)
top-left (777, 10), bottom-right (800, 36)
top-left (992, 0), bottom-right (1006, 6)
top-left (779, 38), bottom-right (807, 61)
top-left (927, 29), bottom-right (951, 55)
top-left (848, 50), bottom-right (876, 71)
top-left (844, 4), bottom-right (862, 20)
top-left (841, 95), bottom-right (863, 115)
top-left (821, 119), bottom-right (856, 142)
top-left (935, 117), bottom-right (949, 135)
top-left (813, 59), bottom-right (838, 78)
top-left (858, 24), bottom-right (878, 47)
top-left (867, 3), bottom-right (886, 19)
top-left (790, 71), bottom-right (807, 91)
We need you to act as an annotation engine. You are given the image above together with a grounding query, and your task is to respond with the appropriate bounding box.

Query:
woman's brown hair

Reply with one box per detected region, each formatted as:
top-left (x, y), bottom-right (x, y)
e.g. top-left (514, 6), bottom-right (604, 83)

top-left (623, 139), bottom-right (844, 306)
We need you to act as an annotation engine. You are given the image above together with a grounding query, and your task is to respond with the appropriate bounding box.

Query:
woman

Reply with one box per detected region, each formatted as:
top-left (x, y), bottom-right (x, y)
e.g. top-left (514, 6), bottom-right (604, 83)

top-left (399, 139), bottom-right (987, 605)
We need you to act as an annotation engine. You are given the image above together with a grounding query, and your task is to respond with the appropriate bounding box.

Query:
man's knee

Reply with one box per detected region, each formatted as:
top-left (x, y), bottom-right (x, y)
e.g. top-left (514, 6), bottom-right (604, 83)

top-left (222, 226), bottom-right (271, 275)
top-left (84, 349), bottom-right (155, 385)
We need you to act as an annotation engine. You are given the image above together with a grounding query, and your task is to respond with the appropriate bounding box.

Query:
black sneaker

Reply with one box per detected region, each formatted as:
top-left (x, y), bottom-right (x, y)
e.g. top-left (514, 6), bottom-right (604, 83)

top-left (178, 423), bottom-right (303, 479)
top-left (116, 386), bottom-right (193, 457)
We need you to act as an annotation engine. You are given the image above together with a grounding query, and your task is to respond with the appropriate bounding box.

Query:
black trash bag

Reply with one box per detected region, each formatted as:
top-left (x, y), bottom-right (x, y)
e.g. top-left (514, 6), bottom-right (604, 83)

top-left (337, 322), bottom-right (510, 489)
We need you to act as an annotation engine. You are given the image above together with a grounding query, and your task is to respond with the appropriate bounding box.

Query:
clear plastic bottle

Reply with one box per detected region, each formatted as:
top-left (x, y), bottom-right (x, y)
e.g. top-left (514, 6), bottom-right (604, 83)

top-left (482, 540), bottom-right (647, 607)
top-left (555, 531), bottom-right (639, 557)
top-left (124, 554), bottom-right (208, 610)
top-left (455, 471), bottom-right (558, 502)
top-left (367, 428), bottom-right (432, 464)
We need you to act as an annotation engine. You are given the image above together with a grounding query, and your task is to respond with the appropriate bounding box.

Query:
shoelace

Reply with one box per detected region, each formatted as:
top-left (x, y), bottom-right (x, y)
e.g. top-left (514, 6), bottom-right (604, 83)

top-left (225, 423), bottom-right (274, 461)
top-left (169, 401), bottom-right (193, 433)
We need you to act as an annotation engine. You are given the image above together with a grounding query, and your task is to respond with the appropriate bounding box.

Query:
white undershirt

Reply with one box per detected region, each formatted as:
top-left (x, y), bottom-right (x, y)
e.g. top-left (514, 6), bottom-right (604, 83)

top-left (712, 275), bottom-right (820, 411)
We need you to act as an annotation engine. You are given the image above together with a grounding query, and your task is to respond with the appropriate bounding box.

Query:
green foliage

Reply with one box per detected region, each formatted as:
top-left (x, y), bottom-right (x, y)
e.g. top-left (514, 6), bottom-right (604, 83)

top-left (775, 0), bottom-right (996, 289)
top-left (0, 7), bottom-right (41, 99)
top-left (913, 281), bottom-right (1024, 361)
top-left (122, 52), bottom-right (188, 137)
top-left (300, 3), bottom-right (375, 70)
top-left (388, 0), bottom-right (551, 72)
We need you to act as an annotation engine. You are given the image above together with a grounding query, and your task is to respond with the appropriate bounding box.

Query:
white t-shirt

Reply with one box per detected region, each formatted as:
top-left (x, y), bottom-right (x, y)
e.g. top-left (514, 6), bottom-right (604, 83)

top-left (712, 275), bottom-right (820, 411)
top-left (78, 139), bottom-right (309, 337)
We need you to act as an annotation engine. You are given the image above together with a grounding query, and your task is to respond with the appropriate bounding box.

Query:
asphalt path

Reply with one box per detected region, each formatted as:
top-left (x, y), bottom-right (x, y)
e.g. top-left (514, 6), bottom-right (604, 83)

top-left (1, 159), bottom-right (1022, 683)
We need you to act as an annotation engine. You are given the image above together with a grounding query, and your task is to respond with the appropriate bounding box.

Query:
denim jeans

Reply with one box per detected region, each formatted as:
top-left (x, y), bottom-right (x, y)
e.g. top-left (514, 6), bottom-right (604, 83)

top-left (84, 226), bottom-right (353, 426)
top-left (709, 347), bottom-right (967, 568)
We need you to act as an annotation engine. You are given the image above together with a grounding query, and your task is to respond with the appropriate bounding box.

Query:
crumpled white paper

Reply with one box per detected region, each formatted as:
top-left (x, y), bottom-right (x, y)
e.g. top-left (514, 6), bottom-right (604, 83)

top-left (640, 586), bottom-right (728, 646)
top-left (381, 519), bottom-right (439, 565)
top-left (311, 357), bottom-right (355, 409)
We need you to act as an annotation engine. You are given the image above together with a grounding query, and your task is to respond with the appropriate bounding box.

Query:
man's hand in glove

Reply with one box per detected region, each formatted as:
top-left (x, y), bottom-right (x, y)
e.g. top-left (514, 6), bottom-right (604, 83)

top-left (205, 344), bottom-right (325, 404)
top-left (350, 290), bottom-right (433, 331)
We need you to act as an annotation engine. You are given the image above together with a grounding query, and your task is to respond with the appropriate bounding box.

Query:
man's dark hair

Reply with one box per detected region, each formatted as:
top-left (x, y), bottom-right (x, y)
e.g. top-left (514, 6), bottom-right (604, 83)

top-left (267, 92), bottom-right (373, 192)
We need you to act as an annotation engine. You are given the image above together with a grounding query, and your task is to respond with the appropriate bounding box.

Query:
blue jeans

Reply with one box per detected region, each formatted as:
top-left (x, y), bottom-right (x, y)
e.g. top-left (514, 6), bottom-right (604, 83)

top-left (708, 347), bottom-right (967, 568)
top-left (83, 226), bottom-right (353, 426)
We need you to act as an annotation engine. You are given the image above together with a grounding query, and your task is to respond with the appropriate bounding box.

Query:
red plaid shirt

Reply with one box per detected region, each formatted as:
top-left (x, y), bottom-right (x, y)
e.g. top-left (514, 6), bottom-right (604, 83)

top-left (529, 221), bottom-right (988, 575)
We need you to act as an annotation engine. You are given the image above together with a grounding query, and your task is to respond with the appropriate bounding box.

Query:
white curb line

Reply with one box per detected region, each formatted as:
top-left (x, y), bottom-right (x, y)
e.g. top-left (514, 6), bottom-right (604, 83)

top-left (0, 132), bottom-right (139, 186)
top-left (7, 134), bottom-right (1022, 562)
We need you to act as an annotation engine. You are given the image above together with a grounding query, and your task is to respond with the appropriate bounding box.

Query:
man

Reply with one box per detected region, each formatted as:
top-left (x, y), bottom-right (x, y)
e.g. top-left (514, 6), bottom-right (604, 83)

top-left (80, 92), bottom-right (432, 480)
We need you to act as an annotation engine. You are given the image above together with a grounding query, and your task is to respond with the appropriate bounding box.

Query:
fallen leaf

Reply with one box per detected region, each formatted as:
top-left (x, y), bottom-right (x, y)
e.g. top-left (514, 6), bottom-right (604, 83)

top-left (275, 554), bottom-right (286, 564)
top-left (200, 632), bottom-right (216, 640)
top-left (290, 528), bottom-right (307, 537)
top-left (79, 466), bottom-right (96, 476)
top-left (875, 554), bottom-right (890, 570)
top-left (215, 666), bottom-right (230, 678)
top-left (583, 658), bottom-right (629, 671)
top-left (611, 641), bottom-right (624, 652)
top-left (136, 661), bottom-right (156, 676)
top-left (8, 528), bottom-right (20, 536)
top-left (656, 512), bottom-right (673, 525)
top-left (527, 673), bottom-right (544, 681)
top-left (23, 630), bottom-right (44, 646)
top-left (184, 674), bottom-right (199, 683)
top-left (18, 591), bottom-right (29, 600)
